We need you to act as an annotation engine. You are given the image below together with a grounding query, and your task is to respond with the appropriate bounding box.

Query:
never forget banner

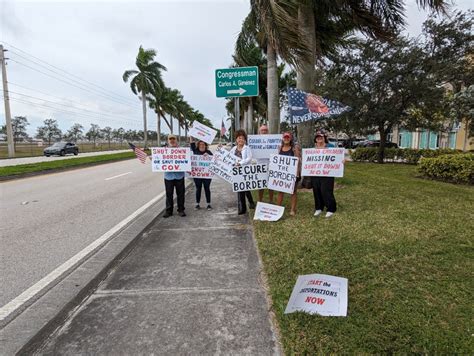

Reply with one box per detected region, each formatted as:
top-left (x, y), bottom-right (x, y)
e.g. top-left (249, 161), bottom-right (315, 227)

top-left (189, 121), bottom-right (218, 145)
top-left (267, 154), bottom-right (299, 194)
top-left (302, 148), bottom-right (345, 177)
top-left (151, 147), bottom-right (191, 172)
top-left (186, 154), bottom-right (214, 179)
top-left (208, 146), bottom-right (237, 183)
top-left (232, 163), bottom-right (268, 192)
top-left (247, 134), bottom-right (282, 160)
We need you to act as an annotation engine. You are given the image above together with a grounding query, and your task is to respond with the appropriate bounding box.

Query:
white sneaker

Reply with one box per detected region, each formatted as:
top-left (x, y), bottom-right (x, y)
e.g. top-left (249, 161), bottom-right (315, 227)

top-left (314, 210), bottom-right (322, 217)
top-left (325, 212), bottom-right (334, 218)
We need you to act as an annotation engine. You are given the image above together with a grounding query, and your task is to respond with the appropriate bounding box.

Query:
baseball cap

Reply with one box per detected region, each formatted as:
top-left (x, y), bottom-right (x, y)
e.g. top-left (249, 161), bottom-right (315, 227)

top-left (168, 134), bottom-right (177, 139)
top-left (282, 132), bottom-right (292, 139)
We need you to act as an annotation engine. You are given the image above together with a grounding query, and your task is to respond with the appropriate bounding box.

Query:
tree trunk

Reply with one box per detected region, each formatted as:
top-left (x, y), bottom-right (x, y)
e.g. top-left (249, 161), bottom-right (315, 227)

top-left (296, 6), bottom-right (316, 148)
top-left (178, 121), bottom-right (181, 146)
top-left (184, 123), bottom-right (188, 143)
top-left (243, 109), bottom-right (248, 132)
top-left (378, 128), bottom-right (386, 164)
top-left (170, 115), bottom-right (174, 134)
top-left (141, 91), bottom-right (148, 148)
top-left (157, 112), bottom-right (161, 146)
top-left (267, 43), bottom-right (280, 134)
top-left (247, 100), bottom-right (254, 134)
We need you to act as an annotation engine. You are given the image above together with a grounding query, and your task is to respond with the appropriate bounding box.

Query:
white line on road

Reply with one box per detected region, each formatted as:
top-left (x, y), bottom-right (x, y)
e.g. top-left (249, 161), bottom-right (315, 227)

top-left (0, 191), bottom-right (166, 325)
top-left (105, 172), bottom-right (132, 181)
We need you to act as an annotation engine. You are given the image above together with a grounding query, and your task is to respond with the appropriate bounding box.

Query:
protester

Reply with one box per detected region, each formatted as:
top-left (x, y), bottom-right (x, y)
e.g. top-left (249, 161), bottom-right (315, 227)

top-left (190, 137), bottom-right (213, 210)
top-left (256, 124), bottom-right (274, 204)
top-left (230, 129), bottom-right (256, 215)
top-left (275, 132), bottom-right (301, 216)
top-left (163, 134), bottom-right (186, 218)
top-left (311, 129), bottom-right (338, 218)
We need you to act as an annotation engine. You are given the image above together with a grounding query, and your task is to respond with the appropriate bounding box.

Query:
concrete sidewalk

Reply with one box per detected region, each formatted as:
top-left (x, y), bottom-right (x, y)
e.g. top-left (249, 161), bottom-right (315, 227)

top-left (26, 179), bottom-right (280, 355)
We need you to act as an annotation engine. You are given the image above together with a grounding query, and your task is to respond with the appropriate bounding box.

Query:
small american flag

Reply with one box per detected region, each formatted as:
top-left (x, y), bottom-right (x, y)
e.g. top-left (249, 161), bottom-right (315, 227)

top-left (221, 120), bottom-right (227, 137)
top-left (128, 142), bottom-right (148, 164)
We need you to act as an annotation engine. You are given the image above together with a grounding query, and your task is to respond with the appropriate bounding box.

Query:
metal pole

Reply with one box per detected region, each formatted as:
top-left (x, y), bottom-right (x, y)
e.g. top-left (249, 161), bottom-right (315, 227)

top-left (234, 97), bottom-right (240, 139)
top-left (1, 45), bottom-right (15, 157)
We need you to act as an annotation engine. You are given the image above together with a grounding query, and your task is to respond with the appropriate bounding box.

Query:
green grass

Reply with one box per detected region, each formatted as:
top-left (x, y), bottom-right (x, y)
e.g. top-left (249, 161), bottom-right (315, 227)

top-left (0, 152), bottom-right (136, 178)
top-left (253, 163), bottom-right (474, 354)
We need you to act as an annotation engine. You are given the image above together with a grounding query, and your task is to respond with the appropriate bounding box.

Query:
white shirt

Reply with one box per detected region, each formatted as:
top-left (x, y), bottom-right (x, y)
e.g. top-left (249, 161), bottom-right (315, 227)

top-left (230, 144), bottom-right (253, 165)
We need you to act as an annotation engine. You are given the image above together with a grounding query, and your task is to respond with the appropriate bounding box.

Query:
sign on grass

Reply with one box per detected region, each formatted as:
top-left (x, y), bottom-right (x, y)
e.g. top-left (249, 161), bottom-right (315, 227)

top-left (302, 148), bottom-right (345, 177)
top-left (253, 202), bottom-right (285, 221)
top-left (186, 154), bottom-right (214, 179)
top-left (284, 274), bottom-right (348, 317)
top-left (189, 121), bottom-right (218, 145)
top-left (151, 147), bottom-right (191, 172)
top-left (267, 154), bottom-right (299, 194)
top-left (208, 146), bottom-right (237, 183)
top-left (247, 134), bottom-right (282, 160)
top-left (231, 163), bottom-right (268, 192)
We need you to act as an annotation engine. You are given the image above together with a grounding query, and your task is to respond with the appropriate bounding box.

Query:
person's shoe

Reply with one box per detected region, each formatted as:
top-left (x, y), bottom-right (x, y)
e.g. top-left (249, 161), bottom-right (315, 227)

top-left (238, 210), bottom-right (247, 215)
top-left (178, 211), bottom-right (186, 217)
top-left (163, 212), bottom-right (172, 218)
top-left (314, 210), bottom-right (322, 217)
top-left (206, 205), bottom-right (213, 210)
top-left (325, 212), bottom-right (334, 218)
top-left (195, 204), bottom-right (200, 210)
top-left (290, 210), bottom-right (296, 216)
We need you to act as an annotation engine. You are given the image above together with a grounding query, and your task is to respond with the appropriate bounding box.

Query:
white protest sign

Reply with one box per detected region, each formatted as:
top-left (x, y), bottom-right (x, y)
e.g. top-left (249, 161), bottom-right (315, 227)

top-left (284, 274), bottom-right (348, 317)
top-left (186, 154), bottom-right (214, 179)
top-left (267, 154), bottom-right (299, 194)
top-left (253, 202), bottom-right (285, 221)
top-left (302, 148), bottom-right (345, 177)
top-left (189, 121), bottom-right (218, 145)
top-left (231, 164), bottom-right (268, 192)
top-left (208, 146), bottom-right (237, 183)
top-left (247, 134), bottom-right (282, 160)
top-left (151, 147), bottom-right (191, 172)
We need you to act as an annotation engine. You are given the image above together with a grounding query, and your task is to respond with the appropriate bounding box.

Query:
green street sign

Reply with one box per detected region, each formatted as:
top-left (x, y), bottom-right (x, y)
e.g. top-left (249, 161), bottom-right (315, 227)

top-left (215, 66), bottom-right (259, 98)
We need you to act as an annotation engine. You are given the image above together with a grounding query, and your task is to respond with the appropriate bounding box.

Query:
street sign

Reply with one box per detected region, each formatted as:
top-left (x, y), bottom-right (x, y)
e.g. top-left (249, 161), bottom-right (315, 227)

top-left (215, 66), bottom-right (259, 98)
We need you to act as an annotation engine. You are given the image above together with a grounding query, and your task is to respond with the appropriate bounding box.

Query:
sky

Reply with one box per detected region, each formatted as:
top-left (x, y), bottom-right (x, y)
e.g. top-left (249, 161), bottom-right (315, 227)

top-left (0, 0), bottom-right (471, 137)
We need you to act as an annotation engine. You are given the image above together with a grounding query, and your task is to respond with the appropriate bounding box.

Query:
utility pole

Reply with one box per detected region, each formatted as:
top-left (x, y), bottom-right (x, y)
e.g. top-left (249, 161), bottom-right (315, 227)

top-left (0, 44), bottom-right (15, 158)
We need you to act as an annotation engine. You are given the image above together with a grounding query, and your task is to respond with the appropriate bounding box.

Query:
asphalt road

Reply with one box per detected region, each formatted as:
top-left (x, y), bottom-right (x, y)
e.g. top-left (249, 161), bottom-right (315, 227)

top-left (0, 159), bottom-right (165, 308)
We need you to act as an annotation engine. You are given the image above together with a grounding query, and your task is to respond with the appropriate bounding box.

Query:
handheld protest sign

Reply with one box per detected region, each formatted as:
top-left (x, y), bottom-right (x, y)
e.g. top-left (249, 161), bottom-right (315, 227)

top-left (208, 146), bottom-right (237, 183)
top-left (231, 163), bottom-right (268, 192)
top-left (189, 121), bottom-right (218, 145)
top-left (253, 202), bottom-right (285, 221)
top-left (267, 154), bottom-right (299, 194)
top-left (186, 154), bottom-right (214, 179)
top-left (151, 147), bottom-right (191, 172)
top-left (247, 134), bottom-right (282, 160)
top-left (302, 148), bottom-right (345, 177)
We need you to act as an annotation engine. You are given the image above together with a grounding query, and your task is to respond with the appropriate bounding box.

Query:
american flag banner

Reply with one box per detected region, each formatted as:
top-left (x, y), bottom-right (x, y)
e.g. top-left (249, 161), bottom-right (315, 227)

top-left (128, 142), bottom-right (148, 164)
top-left (287, 87), bottom-right (351, 124)
top-left (221, 120), bottom-right (227, 137)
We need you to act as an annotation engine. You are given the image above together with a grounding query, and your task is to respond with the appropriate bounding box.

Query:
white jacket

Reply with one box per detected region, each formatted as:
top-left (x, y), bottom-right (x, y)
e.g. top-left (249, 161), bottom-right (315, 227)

top-left (230, 144), bottom-right (253, 165)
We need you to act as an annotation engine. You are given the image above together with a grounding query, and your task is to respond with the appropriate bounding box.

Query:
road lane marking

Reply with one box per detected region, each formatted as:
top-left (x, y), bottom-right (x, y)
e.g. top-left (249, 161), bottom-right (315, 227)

top-left (0, 190), bottom-right (166, 325)
top-left (105, 172), bottom-right (132, 181)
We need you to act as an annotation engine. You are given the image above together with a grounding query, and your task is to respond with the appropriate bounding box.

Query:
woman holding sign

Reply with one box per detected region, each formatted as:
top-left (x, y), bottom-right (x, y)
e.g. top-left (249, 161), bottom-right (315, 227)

top-left (275, 132), bottom-right (301, 216)
top-left (190, 137), bottom-right (213, 210)
top-left (230, 129), bottom-right (256, 215)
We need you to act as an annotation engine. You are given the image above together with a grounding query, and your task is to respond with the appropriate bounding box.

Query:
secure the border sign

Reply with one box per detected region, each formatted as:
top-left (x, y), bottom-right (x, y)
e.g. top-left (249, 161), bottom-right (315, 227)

top-left (215, 66), bottom-right (259, 98)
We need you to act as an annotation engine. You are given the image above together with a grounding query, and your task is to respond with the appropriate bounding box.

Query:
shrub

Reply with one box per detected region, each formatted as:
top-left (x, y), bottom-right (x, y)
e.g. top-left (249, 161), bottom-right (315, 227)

top-left (417, 154), bottom-right (474, 184)
top-left (350, 147), bottom-right (461, 164)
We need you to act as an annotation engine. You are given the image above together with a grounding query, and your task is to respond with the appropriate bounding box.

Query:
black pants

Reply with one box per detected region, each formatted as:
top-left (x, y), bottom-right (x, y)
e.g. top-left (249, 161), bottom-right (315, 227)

top-left (311, 177), bottom-right (336, 213)
top-left (194, 178), bottom-right (211, 204)
top-left (165, 178), bottom-right (185, 214)
top-left (238, 191), bottom-right (255, 213)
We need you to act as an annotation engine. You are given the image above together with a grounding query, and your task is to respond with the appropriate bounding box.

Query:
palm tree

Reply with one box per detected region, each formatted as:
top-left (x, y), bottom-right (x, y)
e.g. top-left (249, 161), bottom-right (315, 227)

top-left (123, 46), bottom-right (167, 148)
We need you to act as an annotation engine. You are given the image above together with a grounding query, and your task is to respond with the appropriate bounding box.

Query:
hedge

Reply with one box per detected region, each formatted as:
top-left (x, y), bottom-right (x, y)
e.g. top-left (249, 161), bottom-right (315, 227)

top-left (417, 154), bottom-right (474, 184)
top-left (350, 147), bottom-right (462, 164)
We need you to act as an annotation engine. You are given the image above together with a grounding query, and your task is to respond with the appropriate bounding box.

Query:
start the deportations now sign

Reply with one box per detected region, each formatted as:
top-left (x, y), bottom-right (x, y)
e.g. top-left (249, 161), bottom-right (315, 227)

top-left (151, 147), bottom-right (191, 172)
top-left (247, 134), bottom-right (282, 160)
top-left (267, 154), bottom-right (299, 194)
top-left (189, 121), bottom-right (218, 145)
top-left (302, 148), bottom-right (345, 177)
top-left (208, 146), bottom-right (237, 183)
top-left (232, 163), bottom-right (268, 192)
top-left (285, 274), bottom-right (348, 317)
top-left (253, 202), bottom-right (285, 221)
top-left (186, 154), bottom-right (214, 179)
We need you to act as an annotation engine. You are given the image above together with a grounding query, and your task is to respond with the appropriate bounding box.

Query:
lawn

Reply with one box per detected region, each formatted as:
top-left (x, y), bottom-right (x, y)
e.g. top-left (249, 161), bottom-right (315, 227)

top-left (253, 163), bottom-right (473, 354)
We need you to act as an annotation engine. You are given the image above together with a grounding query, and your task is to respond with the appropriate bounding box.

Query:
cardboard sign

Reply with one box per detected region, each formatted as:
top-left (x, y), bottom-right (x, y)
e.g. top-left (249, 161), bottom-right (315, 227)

top-left (253, 202), bottom-right (285, 221)
top-left (267, 154), bottom-right (299, 194)
top-left (247, 134), bottom-right (282, 160)
top-left (208, 146), bottom-right (238, 183)
top-left (302, 148), bottom-right (345, 177)
top-left (186, 154), bottom-right (214, 179)
top-left (189, 121), bottom-right (218, 145)
top-left (284, 274), bottom-right (348, 317)
top-left (151, 147), bottom-right (191, 172)
top-left (231, 163), bottom-right (268, 192)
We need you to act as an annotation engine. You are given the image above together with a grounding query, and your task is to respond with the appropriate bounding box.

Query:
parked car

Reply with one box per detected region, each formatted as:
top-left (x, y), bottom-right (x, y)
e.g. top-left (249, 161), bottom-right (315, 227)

top-left (327, 138), bottom-right (345, 148)
top-left (357, 140), bottom-right (398, 148)
top-left (43, 142), bottom-right (79, 156)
